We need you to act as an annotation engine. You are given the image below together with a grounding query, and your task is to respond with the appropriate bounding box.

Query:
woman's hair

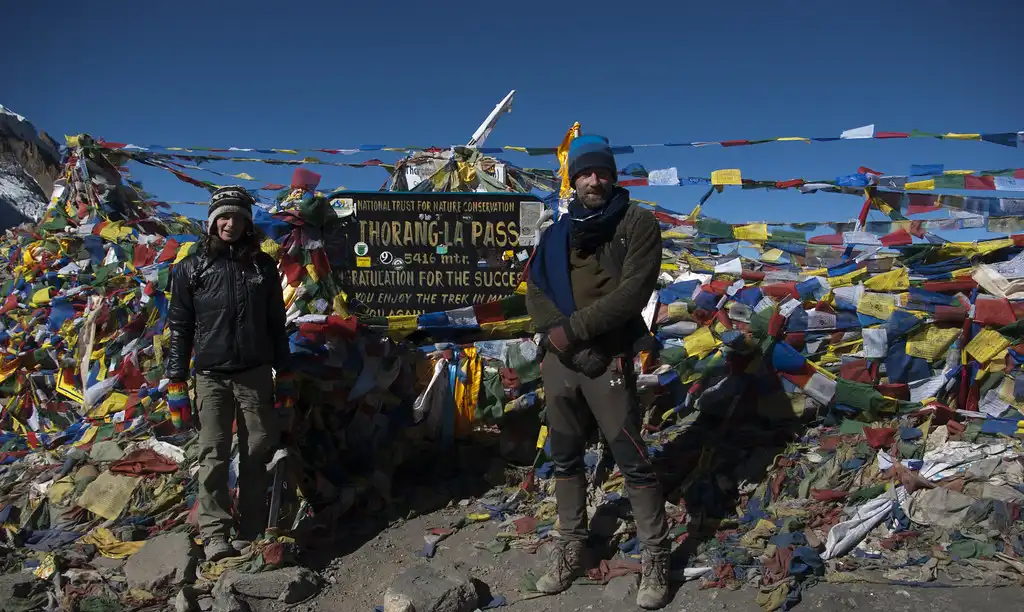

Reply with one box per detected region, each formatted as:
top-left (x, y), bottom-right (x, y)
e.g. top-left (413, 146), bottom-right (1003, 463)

top-left (200, 220), bottom-right (265, 262)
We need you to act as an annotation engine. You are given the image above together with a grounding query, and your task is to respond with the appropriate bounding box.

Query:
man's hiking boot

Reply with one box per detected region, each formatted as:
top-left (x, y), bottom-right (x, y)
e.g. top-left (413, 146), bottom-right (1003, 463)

top-left (636, 546), bottom-right (670, 609)
top-left (535, 539), bottom-right (585, 594)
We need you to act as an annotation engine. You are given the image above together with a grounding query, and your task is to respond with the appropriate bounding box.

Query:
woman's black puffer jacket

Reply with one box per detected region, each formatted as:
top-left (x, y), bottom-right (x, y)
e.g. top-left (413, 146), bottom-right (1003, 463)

top-left (166, 248), bottom-right (290, 381)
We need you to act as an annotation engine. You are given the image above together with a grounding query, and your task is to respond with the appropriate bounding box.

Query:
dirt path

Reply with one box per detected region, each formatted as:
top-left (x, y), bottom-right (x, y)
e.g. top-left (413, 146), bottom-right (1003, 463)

top-left (303, 506), bottom-right (1020, 612)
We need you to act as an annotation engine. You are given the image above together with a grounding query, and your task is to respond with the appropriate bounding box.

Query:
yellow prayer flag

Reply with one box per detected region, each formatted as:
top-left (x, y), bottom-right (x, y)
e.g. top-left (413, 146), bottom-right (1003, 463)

top-left (828, 268), bottom-right (868, 288)
top-left (711, 169), bottom-right (742, 186)
top-left (683, 251), bottom-right (714, 272)
top-left (232, 173), bottom-right (255, 181)
top-left (938, 242), bottom-right (977, 258)
top-left (556, 122), bottom-right (581, 199)
top-left (760, 248), bottom-right (785, 263)
top-left (536, 425), bottom-right (549, 449)
top-left (260, 238), bottom-right (280, 258)
top-left (686, 204), bottom-right (701, 222)
top-left (79, 528), bottom-right (145, 559)
top-left (503, 146), bottom-right (528, 153)
top-left (943, 169), bottom-right (975, 175)
top-left (515, 281), bottom-right (528, 295)
top-left (776, 137), bottom-right (810, 143)
top-left (30, 287), bottom-right (53, 307)
top-left (904, 179), bottom-right (935, 190)
top-left (387, 315), bottom-right (419, 332)
top-left (173, 241), bottom-right (195, 264)
top-left (304, 263), bottom-right (319, 283)
top-left (733, 223), bottom-right (768, 242)
top-left (480, 316), bottom-right (533, 336)
top-left (942, 133), bottom-right (981, 140)
top-left (965, 328), bottom-right (1011, 364)
top-left (64, 135), bottom-right (80, 147)
top-left (864, 267), bottom-right (909, 292)
top-left (986, 350), bottom-right (1008, 373)
top-left (856, 292), bottom-right (896, 320)
top-left (456, 160), bottom-right (477, 184)
top-left (683, 327), bottom-right (719, 359)
top-left (906, 326), bottom-right (960, 361)
top-left (98, 221), bottom-right (124, 242)
top-left (87, 392), bottom-right (128, 419)
top-left (976, 238), bottom-right (1014, 256)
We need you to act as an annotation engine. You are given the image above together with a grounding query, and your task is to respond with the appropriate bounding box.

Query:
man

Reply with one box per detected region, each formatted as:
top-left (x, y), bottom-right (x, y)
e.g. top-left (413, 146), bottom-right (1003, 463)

top-left (166, 186), bottom-right (293, 561)
top-left (527, 135), bottom-right (670, 609)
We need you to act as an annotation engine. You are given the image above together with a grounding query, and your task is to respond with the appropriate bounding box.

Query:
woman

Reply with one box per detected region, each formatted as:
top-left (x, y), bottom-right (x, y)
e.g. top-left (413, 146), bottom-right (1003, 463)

top-left (166, 186), bottom-right (293, 561)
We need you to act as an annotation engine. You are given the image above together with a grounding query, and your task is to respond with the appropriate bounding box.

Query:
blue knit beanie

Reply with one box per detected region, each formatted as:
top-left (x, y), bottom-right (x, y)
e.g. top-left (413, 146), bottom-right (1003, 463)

top-left (567, 134), bottom-right (617, 183)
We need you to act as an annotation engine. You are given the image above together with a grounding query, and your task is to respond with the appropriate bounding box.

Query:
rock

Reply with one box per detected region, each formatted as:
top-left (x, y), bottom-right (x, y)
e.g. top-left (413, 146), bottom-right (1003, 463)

top-left (603, 575), bottom-right (638, 603)
top-left (215, 567), bottom-right (323, 605)
top-left (0, 105), bottom-right (61, 230)
top-left (383, 563), bottom-right (479, 612)
top-left (176, 586), bottom-right (200, 612)
top-left (198, 597), bottom-right (214, 611)
top-left (0, 573), bottom-right (47, 604)
top-left (124, 532), bottom-right (197, 592)
top-left (90, 556), bottom-right (125, 570)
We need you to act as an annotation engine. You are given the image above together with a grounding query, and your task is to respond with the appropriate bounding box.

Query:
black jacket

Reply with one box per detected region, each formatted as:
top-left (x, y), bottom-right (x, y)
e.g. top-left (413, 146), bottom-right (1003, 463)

top-left (166, 248), bottom-right (291, 381)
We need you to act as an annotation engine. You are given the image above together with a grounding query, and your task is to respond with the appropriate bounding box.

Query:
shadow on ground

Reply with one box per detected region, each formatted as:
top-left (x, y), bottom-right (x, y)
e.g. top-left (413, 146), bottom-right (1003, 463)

top-left (294, 431), bottom-right (508, 573)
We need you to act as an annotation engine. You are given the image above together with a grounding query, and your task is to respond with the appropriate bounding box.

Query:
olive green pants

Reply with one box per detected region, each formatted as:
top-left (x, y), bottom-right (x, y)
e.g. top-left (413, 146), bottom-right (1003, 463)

top-left (195, 365), bottom-right (277, 542)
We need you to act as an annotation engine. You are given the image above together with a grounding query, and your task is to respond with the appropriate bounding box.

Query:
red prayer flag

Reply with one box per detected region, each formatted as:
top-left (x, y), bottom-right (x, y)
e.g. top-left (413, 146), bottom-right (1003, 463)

top-left (809, 234), bottom-right (843, 246)
top-left (133, 244), bottom-right (155, 268)
top-left (840, 359), bottom-right (874, 384)
top-left (863, 427), bottom-right (897, 449)
top-left (619, 178), bottom-right (648, 187)
top-left (874, 132), bottom-right (909, 139)
top-left (974, 297), bottom-right (1016, 327)
top-left (474, 301), bottom-right (504, 325)
top-left (964, 175), bottom-right (996, 190)
top-left (720, 140), bottom-right (751, 147)
top-left (906, 194), bottom-right (941, 216)
top-left (876, 383), bottom-right (909, 401)
top-left (762, 282), bottom-right (800, 300)
top-left (156, 239), bottom-right (179, 264)
top-left (880, 229), bottom-right (913, 247)
top-left (291, 168), bottom-right (321, 191)
top-left (775, 179), bottom-right (804, 189)
top-left (923, 279), bottom-right (978, 293)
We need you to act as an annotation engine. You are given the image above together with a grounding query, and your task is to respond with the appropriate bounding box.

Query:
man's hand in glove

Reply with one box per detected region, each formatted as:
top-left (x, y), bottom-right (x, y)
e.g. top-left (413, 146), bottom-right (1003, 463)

top-left (572, 346), bottom-right (612, 378)
top-left (166, 380), bottom-right (193, 430)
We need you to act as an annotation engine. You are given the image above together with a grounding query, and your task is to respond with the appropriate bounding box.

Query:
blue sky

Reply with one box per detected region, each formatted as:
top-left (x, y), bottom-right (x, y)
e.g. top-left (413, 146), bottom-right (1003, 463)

top-left (3, 0), bottom-right (1021, 231)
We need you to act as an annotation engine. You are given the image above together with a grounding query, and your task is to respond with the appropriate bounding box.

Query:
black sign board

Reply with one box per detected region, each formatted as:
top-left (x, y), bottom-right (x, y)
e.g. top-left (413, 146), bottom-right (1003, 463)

top-left (332, 192), bottom-right (543, 317)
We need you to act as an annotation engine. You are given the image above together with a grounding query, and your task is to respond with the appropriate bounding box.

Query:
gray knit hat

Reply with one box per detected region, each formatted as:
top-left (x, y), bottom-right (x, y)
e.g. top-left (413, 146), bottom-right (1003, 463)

top-left (208, 186), bottom-right (254, 231)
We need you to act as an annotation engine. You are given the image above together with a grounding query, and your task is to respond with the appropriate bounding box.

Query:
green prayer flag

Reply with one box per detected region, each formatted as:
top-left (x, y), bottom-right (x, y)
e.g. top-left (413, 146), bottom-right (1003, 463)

top-left (933, 175), bottom-right (965, 190)
top-left (697, 218), bottom-right (734, 239)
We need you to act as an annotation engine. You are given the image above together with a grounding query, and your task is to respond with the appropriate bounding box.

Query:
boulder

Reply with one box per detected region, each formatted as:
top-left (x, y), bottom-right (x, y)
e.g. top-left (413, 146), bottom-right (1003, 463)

top-left (603, 574), bottom-right (638, 603)
top-left (383, 563), bottom-right (479, 612)
top-left (124, 532), bottom-right (197, 592)
top-left (214, 567), bottom-right (322, 606)
top-left (0, 573), bottom-right (49, 611)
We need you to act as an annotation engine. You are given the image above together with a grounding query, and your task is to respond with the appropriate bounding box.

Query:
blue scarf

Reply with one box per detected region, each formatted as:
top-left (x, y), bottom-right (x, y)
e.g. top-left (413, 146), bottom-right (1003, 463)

top-left (529, 188), bottom-right (630, 319)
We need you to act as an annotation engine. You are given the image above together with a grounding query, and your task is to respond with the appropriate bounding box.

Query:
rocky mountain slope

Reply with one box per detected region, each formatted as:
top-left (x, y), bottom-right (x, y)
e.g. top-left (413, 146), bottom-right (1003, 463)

top-left (0, 104), bottom-right (61, 229)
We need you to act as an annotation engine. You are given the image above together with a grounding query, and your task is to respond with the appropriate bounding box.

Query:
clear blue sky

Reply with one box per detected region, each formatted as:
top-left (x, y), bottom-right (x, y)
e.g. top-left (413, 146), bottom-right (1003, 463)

top-left (3, 0), bottom-right (1021, 231)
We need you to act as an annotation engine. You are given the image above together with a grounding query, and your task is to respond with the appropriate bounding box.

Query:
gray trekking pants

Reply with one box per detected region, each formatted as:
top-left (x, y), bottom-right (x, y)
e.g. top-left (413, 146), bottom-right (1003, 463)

top-left (195, 364), bottom-right (278, 542)
top-left (543, 352), bottom-right (670, 550)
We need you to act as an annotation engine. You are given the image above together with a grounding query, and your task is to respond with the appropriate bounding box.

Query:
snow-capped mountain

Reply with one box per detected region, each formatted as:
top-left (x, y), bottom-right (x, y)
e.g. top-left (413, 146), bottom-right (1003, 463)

top-left (0, 104), bottom-right (61, 229)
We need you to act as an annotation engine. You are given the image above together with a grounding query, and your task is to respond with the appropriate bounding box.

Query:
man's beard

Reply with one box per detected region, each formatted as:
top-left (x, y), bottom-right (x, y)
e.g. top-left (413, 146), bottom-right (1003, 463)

top-left (578, 185), bottom-right (610, 208)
